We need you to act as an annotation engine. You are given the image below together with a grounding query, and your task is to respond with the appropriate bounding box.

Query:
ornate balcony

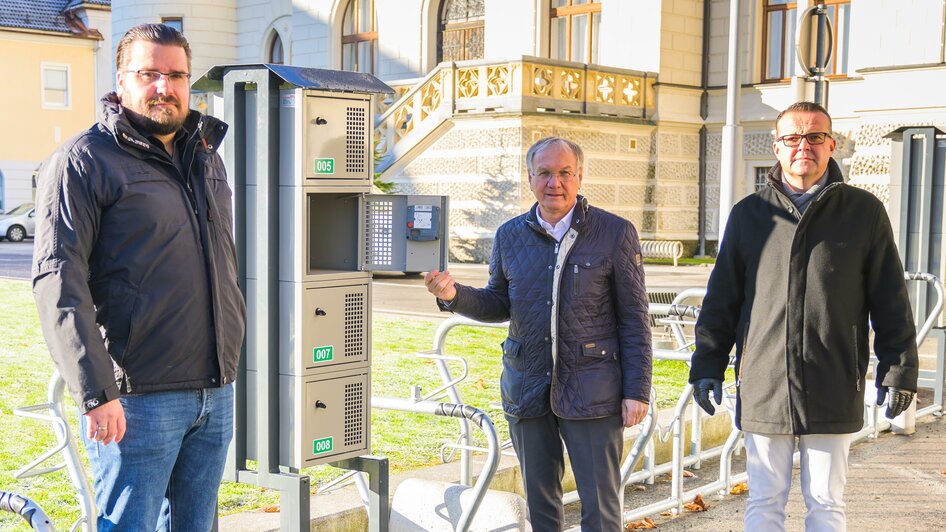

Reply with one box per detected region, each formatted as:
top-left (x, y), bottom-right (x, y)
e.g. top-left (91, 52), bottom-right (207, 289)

top-left (375, 56), bottom-right (657, 174)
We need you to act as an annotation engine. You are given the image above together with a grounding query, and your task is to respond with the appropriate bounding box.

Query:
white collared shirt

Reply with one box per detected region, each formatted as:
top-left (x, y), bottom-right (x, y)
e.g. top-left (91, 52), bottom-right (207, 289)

top-left (537, 204), bottom-right (576, 242)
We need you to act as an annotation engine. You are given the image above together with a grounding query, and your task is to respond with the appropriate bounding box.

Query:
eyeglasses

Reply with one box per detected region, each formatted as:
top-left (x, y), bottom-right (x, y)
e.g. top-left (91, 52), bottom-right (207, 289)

top-left (533, 170), bottom-right (578, 182)
top-left (124, 69), bottom-right (191, 84)
top-left (777, 132), bottom-right (832, 147)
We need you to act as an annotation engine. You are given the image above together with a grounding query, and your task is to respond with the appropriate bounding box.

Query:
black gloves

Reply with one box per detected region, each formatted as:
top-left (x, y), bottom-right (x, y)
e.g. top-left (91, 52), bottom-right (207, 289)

top-left (694, 378), bottom-right (723, 416)
top-left (877, 386), bottom-right (915, 418)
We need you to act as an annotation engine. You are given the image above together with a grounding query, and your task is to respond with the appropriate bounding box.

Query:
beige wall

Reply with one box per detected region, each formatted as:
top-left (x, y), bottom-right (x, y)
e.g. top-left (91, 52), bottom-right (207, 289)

top-left (0, 30), bottom-right (97, 162)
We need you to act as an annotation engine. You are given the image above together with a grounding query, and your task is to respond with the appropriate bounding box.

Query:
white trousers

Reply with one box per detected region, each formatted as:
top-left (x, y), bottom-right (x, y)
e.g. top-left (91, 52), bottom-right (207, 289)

top-left (743, 432), bottom-right (851, 532)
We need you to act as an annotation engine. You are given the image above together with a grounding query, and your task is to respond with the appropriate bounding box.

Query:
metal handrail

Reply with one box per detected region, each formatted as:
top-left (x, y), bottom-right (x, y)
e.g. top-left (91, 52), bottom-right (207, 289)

top-left (371, 397), bottom-right (499, 532)
top-left (0, 491), bottom-right (55, 532)
top-left (12, 371), bottom-right (96, 531)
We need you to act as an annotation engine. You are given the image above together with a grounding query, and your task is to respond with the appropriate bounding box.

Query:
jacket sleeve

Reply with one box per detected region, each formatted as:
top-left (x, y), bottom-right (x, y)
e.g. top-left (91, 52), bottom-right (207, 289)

top-left (32, 147), bottom-right (119, 412)
top-left (690, 205), bottom-right (746, 384)
top-left (866, 202), bottom-right (919, 391)
top-left (613, 221), bottom-right (652, 403)
top-left (439, 228), bottom-right (511, 322)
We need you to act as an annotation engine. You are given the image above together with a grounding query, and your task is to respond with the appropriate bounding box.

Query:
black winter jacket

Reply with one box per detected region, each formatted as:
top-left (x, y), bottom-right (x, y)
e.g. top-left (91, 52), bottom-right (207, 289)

top-left (690, 159), bottom-right (918, 434)
top-left (32, 94), bottom-right (246, 412)
top-left (442, 197), bottom-right (652, 419)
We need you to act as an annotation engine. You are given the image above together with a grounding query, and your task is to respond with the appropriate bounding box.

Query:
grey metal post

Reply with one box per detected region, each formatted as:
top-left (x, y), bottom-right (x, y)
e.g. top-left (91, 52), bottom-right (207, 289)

top-left (718, 0), bottom-right (744, 244)
top-left (333, 457), bottom-right (390, 532)
top-left (221, 66), bottom-right (310, 530)
top-left (813, 3), bottom-right (827, 106)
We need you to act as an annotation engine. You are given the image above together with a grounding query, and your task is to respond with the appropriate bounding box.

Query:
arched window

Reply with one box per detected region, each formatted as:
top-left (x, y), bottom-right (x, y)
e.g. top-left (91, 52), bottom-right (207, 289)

top-left (438, 0), bottom-right (484, 63)
top-left (342, 0), bottom-right (378, 74)
top-left (549, 0), bottom-right (601, 64)
top-left (268, 31), bottom-right (285, 64)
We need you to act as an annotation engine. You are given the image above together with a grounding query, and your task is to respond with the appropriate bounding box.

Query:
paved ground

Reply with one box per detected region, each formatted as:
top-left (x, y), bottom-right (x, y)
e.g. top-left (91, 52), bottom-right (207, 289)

top-left (644, 413), bottom-right (946, 531)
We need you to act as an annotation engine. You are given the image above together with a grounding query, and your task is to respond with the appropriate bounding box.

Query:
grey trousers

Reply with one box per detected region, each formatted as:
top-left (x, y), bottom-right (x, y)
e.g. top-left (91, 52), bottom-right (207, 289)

top-left (506, 411), bottom-right (624, 532)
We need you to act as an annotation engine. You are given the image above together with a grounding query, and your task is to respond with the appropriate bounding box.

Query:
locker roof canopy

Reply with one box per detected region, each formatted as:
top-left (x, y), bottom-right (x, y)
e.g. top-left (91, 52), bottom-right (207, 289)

top-left (192, 63), bottom-right (394, 95)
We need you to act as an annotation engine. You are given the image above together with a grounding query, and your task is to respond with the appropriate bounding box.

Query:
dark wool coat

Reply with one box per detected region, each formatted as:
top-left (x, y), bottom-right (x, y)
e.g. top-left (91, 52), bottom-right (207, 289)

top-left (442, 197), bottom-right (653, 419)
top-left (690, 159), bottom-right (918, 434)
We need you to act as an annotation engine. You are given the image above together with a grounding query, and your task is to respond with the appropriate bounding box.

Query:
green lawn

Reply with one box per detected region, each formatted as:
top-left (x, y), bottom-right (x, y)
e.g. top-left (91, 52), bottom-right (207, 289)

top-left (0, 278), bottom-right (693, 528)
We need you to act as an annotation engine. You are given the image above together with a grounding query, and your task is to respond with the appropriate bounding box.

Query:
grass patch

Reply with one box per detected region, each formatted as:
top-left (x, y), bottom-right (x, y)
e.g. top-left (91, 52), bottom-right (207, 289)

top-left (0, 278), bottom-right (698, 526)
top-left (643, 257), bottom-right (716, 266)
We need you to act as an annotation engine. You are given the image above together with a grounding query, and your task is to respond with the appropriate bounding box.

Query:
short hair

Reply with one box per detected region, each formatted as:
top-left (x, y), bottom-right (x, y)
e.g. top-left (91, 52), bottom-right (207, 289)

top-left (775, 101), bottom-right (832, 134)
top-left (526, 137), bottom-right (584, 175)
top-left (115, 23), bottom-right (192, 72)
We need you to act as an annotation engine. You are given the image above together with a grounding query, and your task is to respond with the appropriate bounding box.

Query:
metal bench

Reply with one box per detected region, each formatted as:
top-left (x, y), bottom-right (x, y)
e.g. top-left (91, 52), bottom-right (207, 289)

top-left (640, 240), bottom-right (685, 266)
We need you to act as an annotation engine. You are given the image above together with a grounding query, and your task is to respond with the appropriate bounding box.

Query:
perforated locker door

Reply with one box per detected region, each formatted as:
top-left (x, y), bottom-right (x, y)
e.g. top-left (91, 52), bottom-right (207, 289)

top-left (300, 283), bottom-right (369, 373)
top-left (302, 93), bottom-right (371, 182)
top-left (301, 369), bottom-right (369, 465)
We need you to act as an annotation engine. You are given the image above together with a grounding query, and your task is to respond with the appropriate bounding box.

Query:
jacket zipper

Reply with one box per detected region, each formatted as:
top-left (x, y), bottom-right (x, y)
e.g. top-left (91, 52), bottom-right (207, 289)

top-left (737, 320), bottom-right (750, 387)
top-left (572, 264), bottom-right (579, 297)
top-left (853, 325), bottom-right (861, 391)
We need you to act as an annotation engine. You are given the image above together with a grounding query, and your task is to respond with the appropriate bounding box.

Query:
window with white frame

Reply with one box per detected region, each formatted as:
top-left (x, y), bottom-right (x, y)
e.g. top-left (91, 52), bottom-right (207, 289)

top-left (762, 0), bottom-right (850, 82)
top-left (161, 17), bottom-right (183, 33)
top-left (550, 0), bottom-right (601, 65)
top-left (41, 64), bottom-right (70, 108)
top-left (755, 166), bottom-right (772, 192)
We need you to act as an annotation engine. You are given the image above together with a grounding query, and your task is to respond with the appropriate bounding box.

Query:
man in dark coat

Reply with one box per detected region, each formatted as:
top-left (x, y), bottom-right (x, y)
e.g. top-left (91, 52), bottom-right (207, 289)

top-left (425, 137), bottom-right (653, 531)
top-left (690, 101), bottom-right (918, 531)
top-left (33, 24), bottom-right (245, 529)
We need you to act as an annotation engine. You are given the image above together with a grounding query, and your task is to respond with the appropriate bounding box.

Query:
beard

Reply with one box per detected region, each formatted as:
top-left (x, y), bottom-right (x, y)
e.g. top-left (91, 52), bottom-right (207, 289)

top-left (123, 96), bottom-right (188, 136)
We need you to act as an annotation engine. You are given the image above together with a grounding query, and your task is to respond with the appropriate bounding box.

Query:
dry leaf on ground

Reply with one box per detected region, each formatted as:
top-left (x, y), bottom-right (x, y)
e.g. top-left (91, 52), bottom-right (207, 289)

top-left (683, 493), bottom-right (708, 512)
top-left (632, 484), bottom-right (647, 491)
top-left (660, 511), bottom-right (673, 516)
top-left (730, 482), bottom-right (749, 495)
top-left (475, 377), bottom-right (488, 390)
top-left (262, 505), bottom-right (280, 513)
top-left (625, 517), bottom-right (658, 529)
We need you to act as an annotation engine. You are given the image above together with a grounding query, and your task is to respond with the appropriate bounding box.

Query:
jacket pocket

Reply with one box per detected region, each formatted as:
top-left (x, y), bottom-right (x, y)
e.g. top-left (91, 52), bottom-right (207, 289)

top-left (566, 254), bottom-right (609, 299)
top-left (500, 337), bottom-right (525, 407)
top-left (576, 335), bottom-right (622, 408)
top-left (737, 320), bottom-right (750, 387)
top-left (101, 281), bottom-right (141, 368)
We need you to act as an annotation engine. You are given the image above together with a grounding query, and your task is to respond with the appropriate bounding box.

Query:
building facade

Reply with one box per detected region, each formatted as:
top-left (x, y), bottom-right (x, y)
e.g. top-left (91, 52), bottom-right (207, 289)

top-left (0, 0), bottom-right (111, 213)
top-left (110, 0), bottom-right (946, 260)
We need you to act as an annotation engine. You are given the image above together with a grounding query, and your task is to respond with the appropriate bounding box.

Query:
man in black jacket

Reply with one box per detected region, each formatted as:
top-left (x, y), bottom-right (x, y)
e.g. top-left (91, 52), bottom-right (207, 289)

top-left (425, 137), bottom-right (653, 531)
top-left (690, 102), bottom-right (918, 531)
top-left (33, 24), bottom-right (245, 530)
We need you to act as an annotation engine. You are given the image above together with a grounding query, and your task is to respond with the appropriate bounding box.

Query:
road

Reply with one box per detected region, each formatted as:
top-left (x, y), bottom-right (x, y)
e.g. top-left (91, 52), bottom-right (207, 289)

top-left (0, 243), bottom-right (712, 319)
top-left (0, 240), bottom-right (33, 279)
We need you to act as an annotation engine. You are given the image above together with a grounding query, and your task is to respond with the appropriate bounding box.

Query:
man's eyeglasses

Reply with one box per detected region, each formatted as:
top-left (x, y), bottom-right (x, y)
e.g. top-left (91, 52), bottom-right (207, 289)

top-left (124, 69), bottom-right (191, 85)
top-left (533, 170), bottom-right (578, 182)
top-left (777, 132), bottom-right (832, 147)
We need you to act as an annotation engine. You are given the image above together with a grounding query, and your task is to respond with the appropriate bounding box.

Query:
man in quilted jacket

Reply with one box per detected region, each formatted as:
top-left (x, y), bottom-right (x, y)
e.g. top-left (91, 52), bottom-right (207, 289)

top-left (425, 137), bottom-right (653, 531)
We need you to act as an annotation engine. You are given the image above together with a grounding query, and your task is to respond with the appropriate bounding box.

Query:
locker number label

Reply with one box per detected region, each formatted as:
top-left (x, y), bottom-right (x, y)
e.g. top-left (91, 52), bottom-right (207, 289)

top-left (313, 437), bottom-right (334, 455)
top-left (313, 345), bottom-right (334, 363)
top-left (313, 158), bottom-right (335, 174)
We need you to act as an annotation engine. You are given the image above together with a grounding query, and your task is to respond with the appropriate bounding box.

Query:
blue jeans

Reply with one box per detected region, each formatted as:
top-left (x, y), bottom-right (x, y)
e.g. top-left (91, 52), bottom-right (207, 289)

top-left (80, 384), bottom-right (233, 531)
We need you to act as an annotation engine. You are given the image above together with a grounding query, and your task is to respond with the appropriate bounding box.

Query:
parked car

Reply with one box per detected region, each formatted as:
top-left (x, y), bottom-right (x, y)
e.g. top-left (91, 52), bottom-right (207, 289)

top-left (0, 203), bottom-right (35, 242)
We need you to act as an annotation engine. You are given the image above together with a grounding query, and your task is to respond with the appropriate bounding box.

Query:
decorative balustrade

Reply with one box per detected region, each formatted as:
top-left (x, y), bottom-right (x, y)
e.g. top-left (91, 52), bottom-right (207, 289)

top-left (375, 56), bottom-right (656, 173)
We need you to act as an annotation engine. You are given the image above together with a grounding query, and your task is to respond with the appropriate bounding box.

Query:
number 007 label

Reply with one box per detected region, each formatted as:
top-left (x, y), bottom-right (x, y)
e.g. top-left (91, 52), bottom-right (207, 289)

top-left (313, 345), bottom-right (334, 363)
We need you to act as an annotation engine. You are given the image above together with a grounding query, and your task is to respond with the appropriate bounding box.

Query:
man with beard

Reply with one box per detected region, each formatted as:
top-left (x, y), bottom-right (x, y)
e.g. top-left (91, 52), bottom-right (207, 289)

top-left (32, 24), bottom-right (246, 529)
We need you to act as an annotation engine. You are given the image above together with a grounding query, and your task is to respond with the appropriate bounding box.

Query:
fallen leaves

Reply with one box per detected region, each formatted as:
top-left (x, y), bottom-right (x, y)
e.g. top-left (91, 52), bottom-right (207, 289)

top-left (632, 484), bottom-right (647, 492)
top-left (625, 517), bottom-right (658, 529)
top-left (730, 482), bottom-right (749, 495)
top-left (262, 505), bottom-right (280, 513)
top-left (683, 494), bottom-right (708, 512)
top-left (474, 377), bottom-right (488, 390)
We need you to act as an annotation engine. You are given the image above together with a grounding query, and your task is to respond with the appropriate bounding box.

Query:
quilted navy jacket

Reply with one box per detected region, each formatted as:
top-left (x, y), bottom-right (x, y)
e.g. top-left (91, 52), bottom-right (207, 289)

top-left (442, 197), bottom-right (652, 419)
